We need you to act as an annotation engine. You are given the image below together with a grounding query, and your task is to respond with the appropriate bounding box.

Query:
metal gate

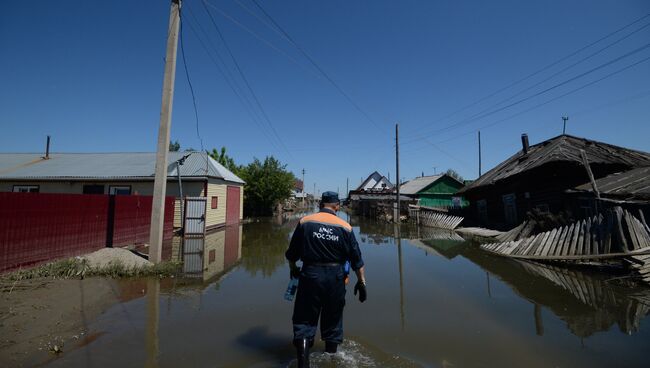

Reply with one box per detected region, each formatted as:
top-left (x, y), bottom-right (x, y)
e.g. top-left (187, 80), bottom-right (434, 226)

top-left (184, 197), bottom-right (206, 236)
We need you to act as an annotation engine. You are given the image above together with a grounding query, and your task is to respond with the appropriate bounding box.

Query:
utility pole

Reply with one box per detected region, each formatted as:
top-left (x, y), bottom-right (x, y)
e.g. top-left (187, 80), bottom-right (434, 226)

top-left (301, 168), bottom-right (305, 206)
top-left (395, 123), bottom-right (400, 224)
top-left (562, 116), bottom-right (569, 135)
top-left (433, 166), bottom-right (437, 175)
top-left (478, 130), bottom-right (482, 177)
top-left (149, 0), bottom-right (181, 264)
top-left (313, 183), bottom-right (316, 203)
top-left (346, 177), bottom-right (349, 199)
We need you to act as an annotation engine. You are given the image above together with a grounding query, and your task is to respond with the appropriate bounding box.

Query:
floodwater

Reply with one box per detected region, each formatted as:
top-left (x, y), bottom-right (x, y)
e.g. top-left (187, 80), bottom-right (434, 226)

top-left (45, 211), bottom-right (650, 367)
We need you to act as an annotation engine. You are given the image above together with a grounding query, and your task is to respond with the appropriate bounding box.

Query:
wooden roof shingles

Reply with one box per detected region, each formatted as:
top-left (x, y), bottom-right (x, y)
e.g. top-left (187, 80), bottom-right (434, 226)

top-left (575, 166), bottom-right (650, 200)
top-left (459, 135), bottom-right (650, 194)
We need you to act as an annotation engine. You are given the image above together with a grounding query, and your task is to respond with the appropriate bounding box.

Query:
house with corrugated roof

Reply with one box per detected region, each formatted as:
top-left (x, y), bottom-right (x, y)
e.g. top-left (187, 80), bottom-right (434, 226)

top-left (400, 174), bottom-right (467, 208)
top-left (0, 151), bottom-right (245, 230)
top-left (459, 134), bottom-right (650, 229)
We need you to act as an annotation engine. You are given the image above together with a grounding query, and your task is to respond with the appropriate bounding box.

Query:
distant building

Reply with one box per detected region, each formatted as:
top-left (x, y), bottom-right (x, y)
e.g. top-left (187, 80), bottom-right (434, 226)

top-left (292, 178), bottom-right (307, 199)
top-left (400, 174), bottom-right (467, 208)
top-left (459, 134), bottom-right (650, 230)
top-left (355, 171), bottom-right (394, 193)
top-left (0, 151), bottom-right (245, 230)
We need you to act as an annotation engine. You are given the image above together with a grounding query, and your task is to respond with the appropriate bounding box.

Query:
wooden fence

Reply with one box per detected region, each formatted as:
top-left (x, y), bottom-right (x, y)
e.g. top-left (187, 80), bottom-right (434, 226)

top-left (409, 205), bottom-right (464, 230)
top-left (480, 207), bottom-right (650, 261)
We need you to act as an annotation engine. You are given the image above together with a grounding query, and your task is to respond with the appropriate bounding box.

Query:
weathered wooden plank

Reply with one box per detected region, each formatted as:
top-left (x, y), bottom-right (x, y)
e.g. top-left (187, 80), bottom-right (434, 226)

top-left (552, 226), bottom-right (568, 256)
top-left (604, 211), bottom-right (613, 254)
top-left (615, 208), bottom-right (630, 253)
top-left (573, 220), bottom-right (586, 256)
top-left (639, 209), bottom-right (649, 231)
top-left (625, 210), bottom-right (642, 250)
top-left (562, 222), bottom-right (580, 256)
top-left (521, 234), bottom-right (541, 255)
top-left (530, 231), bottom-right (550, 256)
top-left (504, 240), bottom-right (522, 255)
top-left (589, 216), bottom-right (599, 256)
top-left (561, 223), bottom-right (576, 256)
top-left (633, 216), bottom-right (650, 248)
top-left (584, 217), bottom-right (593, 256)
top-left (540, 228), bottom-right (559, 257)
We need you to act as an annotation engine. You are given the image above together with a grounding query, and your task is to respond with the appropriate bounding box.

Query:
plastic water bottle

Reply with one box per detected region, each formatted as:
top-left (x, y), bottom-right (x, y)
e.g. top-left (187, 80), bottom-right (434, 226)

top-left (284, 277), bottom-right (299, 301)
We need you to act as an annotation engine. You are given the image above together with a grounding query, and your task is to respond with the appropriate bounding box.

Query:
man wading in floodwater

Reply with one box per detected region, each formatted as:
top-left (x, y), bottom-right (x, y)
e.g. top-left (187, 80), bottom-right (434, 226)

top-left (286, 191), bottom-right (367, 367)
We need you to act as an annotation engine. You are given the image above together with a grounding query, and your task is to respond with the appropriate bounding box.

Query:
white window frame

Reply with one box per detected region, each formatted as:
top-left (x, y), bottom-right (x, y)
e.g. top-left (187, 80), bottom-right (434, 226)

top-left (108, 185), bottom-right (131, 195)
top-left (13, 185), bottom-right (39, 193)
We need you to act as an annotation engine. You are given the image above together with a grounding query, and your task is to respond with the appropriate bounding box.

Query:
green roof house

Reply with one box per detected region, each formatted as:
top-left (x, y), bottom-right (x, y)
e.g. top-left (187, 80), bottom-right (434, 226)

top-left (400, 174), bottom-right (467, 208)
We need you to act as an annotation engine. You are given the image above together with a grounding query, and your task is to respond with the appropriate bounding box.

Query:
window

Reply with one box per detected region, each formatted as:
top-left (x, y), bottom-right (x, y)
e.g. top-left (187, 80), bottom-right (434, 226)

top-left (83, 184), bottom-right (105, 194)
top-left (108, 185), bottom-right (131, 195)
top-left (211, 196), bottom-right (218, 209)
top-left (13, 185), bottom-right (39, 193)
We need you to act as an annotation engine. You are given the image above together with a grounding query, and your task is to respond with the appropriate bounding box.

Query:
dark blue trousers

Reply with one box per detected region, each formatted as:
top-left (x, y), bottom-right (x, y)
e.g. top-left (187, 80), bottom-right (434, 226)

top-left (292, 264), bottom-right (346, 344)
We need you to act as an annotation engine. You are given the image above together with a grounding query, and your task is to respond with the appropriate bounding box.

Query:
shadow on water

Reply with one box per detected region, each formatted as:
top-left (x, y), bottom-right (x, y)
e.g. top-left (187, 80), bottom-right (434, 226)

top-left (235, 326), bottom-right (295, 365)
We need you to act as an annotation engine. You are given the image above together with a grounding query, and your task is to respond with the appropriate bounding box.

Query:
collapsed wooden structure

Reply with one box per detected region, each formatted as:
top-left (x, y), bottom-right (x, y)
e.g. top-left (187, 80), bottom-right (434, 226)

top-left (480, 207), bottom-right (650, 263)
top-left (409, 205), bottom-right (464, 230)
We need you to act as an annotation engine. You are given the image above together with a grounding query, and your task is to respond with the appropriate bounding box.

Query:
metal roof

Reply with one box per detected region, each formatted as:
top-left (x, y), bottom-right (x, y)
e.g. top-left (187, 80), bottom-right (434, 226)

top-left (356, 171), bottom-right (394, 191)
top-left (459, 135), bottom-right (650, 194)
top-left (0, 152), bottom-right (244, 184)
top-left (574, 167), bottom-right (650, 200)
top-left (400, 175), bottom-right (443, 195)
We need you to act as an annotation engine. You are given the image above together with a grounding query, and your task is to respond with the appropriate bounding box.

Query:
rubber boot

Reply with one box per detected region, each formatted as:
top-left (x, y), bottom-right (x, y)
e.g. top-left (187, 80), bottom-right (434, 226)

top-left (294, 338), bottom-right (311, 368)
top-left (325, 341), bottom-right (338, 354)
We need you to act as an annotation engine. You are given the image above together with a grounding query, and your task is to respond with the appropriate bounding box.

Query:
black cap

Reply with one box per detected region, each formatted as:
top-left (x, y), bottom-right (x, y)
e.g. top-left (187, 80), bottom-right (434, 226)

top-left (321, 191), bottom-right (339, 204)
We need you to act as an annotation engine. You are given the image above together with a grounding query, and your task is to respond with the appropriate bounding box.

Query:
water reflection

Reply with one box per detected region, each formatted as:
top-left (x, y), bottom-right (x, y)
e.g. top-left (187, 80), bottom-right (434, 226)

top-left (461, 248), bottom-right (650, 337)
top-left (240, 218), bottom-right (297, 277)
top-left (145, 278), bottom-right (160, 368)
top-left (174, 225), bottom-right (243, 283)
top-left (46, 214), bottom-right (650, 367)
top-left (350, 216), bottom-right (650, 340)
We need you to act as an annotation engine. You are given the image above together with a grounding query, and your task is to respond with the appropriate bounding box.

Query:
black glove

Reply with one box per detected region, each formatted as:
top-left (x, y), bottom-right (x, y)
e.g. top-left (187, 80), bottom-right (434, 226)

top-left (290, 265), bottom-right (301, 279)
top-left (354, 281), bottom-right (367, 303)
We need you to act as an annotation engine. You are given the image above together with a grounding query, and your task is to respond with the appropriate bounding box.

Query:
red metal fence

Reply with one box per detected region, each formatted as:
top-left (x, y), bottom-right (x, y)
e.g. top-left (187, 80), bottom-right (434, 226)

top-left (0, 193), bottom-right (174, 272)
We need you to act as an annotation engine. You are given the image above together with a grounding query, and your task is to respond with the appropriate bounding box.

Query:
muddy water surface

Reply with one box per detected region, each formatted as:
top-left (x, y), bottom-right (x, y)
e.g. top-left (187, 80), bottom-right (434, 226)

top-left (45, 212), bottom-right (650, 367)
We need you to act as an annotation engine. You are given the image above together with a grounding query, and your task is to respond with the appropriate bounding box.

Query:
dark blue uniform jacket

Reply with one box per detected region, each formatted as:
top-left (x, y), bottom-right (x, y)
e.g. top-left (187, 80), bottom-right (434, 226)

top-left (285, 208), bottom-right (364, 271)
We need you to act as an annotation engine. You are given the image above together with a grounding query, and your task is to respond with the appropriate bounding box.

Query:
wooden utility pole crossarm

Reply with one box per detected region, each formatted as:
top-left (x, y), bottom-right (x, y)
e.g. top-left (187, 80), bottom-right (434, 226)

top-left (149, 0), bottom-right (181, 263)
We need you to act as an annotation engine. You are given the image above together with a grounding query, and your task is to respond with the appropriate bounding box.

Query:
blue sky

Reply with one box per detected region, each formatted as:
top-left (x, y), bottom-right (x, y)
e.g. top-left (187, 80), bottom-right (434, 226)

top-left (1, 0), bottom-right (649, 195)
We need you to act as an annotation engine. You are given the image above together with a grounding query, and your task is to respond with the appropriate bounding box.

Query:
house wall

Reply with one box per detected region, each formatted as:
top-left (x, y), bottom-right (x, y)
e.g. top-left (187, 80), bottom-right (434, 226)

top-left (417, 176), bottom-right (467, 208)
top-left (463, 162), bottom-right (600, 230)
top-left (206, 180), bottom-right (227, 229)
top-left (0, 179), bottom-right (204, 197)
top-left (204, 179), bottom-right (244, 230)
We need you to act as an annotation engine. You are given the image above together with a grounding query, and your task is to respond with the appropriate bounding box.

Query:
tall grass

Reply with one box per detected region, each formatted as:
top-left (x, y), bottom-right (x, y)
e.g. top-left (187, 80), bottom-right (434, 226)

top-left (1, 258), bottom-right (181, 282)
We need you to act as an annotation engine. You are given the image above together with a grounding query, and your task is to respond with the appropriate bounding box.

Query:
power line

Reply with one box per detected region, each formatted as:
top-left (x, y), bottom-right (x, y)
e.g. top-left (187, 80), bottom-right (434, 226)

top-left (200, 0), bottom-right (293, 159)
top-left (249, 0), bottom-right (385, 132)
top-left (182, 5), bottom-right (285, 154)
top-left (405, 20), bottom-right (650, 142)
top-left (402, 41), bottom-right (650, 144)
top-left (202, 0), bottom-right (321, 79)
top-left (571, 89), bottom-right (650, 117)
top-left (179, 12), bottom-right (204, 154)
top-left (433, 55), bottom-right (650, 146)
top-left (400, 12), bottom-right (650, 137)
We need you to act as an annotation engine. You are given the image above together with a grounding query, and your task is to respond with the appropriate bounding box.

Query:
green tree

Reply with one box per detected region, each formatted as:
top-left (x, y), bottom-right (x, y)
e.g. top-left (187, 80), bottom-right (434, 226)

top-left (445, 168), bottom-right (464, 182)
top-left (238, 156), bottom-right (295, 216)
top-left (209, 147), bottom-right (239, 173)
top-left (169, 140), bottom-right (181, 151)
